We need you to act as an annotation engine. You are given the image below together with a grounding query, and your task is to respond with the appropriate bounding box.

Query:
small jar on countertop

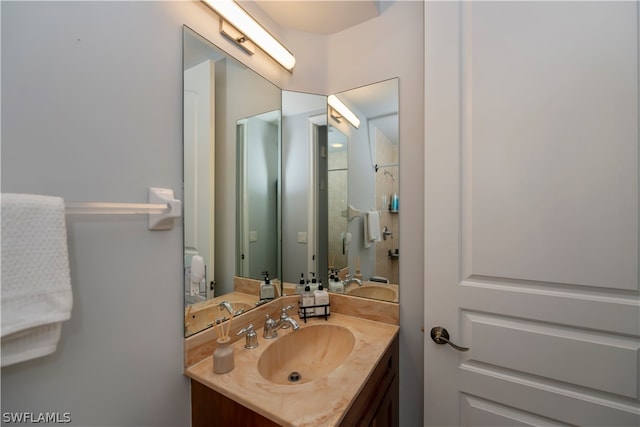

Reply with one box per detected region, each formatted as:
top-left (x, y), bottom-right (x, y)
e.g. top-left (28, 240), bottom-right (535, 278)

top-left (213, 337), bottom-right (234, 374)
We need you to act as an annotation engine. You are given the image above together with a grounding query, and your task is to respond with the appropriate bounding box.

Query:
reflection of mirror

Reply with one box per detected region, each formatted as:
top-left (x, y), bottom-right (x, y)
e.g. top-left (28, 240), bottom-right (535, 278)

top-left (183, 26), bottom-right (281, 337)
top-left (327, 126), bottom-right (348, 273)
top-left (330, 79), bottom-right (399, 288)
top-left (280, 91), bottom-right (327, 283)
top-left (236, 110), bottom-right (281, 280)
top-left (281, 79), bottom-right (399, 299)
top-left (301, 79), bottom-right (399, 291)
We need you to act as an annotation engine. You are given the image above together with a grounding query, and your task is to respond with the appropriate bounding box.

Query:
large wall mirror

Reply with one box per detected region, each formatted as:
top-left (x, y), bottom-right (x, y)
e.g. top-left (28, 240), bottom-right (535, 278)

top-left (304, 80), bottom-right (399, 295)
top-left (183, 26), bottom-right (399, 338)
top-left (183, 26), bottom-right (281, 336)
top-left (281, 80), bottom-right (399, 296)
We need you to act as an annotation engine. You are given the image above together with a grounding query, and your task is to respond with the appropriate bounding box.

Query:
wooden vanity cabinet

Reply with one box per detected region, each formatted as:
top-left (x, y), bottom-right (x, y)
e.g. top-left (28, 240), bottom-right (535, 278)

top-left (190, 334), bottom-right (399, 427)
top-left (338, 335), bottom-right (399, 427)
top-left (191, 379), bottom-right (279, 427)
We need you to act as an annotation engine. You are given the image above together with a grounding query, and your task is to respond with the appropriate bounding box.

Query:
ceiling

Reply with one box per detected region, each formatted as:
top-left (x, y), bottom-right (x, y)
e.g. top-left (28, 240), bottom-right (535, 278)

top-left (241, 0), bottom-right (389, 35)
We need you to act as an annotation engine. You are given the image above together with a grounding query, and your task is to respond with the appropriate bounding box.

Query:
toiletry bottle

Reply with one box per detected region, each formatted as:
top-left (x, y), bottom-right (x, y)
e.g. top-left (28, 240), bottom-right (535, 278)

top-left (260, 271), bottom-right (275, 300)
top-left (296, 273), bottom-right (306, 295)
top-left (329, 274), bottom-right (344, 294)
top-left (299, 285), bottom-right (315, 318)
top-left (308, 272), bottom-right (319, 292)
top-left (391, 192), bottom-right (399, 211)
top-left (313, 283), bottom-right (330, 316)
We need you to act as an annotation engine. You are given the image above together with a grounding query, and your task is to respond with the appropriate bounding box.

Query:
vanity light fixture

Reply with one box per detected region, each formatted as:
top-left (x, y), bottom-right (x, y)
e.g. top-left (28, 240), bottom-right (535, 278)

top-left (201, 0), bottom-right (296, 71)
top-left (328, 95), bottom-right (360, 129)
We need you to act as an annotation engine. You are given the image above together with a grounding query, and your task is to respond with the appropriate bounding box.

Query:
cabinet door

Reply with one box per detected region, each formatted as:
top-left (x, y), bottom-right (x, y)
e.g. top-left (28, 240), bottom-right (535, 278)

top-left (191, 380), bottom-right (278, 427)
top-left (370, 371), bottom-right (398, 427)
top-left (339, 336), bottom-right (399, 427)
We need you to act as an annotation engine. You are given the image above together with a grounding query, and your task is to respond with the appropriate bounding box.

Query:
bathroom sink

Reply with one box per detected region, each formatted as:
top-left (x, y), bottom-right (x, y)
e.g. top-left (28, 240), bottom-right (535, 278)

top-left (347, 285), bottom-right (396, 301)
top-left (257, 324), bottom-right (355, 385)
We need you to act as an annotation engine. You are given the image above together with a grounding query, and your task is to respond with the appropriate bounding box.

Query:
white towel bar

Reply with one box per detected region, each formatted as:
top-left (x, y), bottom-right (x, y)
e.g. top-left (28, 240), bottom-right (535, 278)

top-left (64, 202), bottom-right (169, 215)
top-left (64, 187), bottom-right (181, 231)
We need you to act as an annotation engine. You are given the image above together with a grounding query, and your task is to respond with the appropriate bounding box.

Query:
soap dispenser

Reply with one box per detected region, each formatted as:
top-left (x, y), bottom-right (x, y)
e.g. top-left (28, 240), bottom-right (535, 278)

top-left (329, 273), bottom-right (344, 294)
top-left (299, 284), bottom-right (315, 318)
top-left (313, 282), bottom-right (330, 316)
top-left (296, 273), bottom-right (306, 295)
top-left (260, 271), bottom-right (276, 300)
top-left (308, 272), bottom-right (319, 292)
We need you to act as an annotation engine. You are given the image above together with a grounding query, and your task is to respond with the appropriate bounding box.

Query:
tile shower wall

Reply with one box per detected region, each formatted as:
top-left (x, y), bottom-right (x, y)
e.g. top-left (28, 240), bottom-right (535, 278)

top-left (375, 127), bottom-right (399, 284)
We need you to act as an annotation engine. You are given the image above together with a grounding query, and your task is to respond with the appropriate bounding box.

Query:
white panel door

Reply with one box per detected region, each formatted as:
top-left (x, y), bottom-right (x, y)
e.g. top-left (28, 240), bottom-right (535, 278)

top-left (184, 60), bottom-right (215, 298)
top-left (424, 2), bottom-right (639, 425)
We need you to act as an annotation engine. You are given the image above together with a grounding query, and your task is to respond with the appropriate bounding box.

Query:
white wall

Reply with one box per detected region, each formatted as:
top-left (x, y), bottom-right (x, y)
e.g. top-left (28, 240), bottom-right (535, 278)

top-left (0, 1), bottom-right (294, 425)
top-left (281, 110), bottom-right (317, 283)
top-left (246, 117), bottom-right (279, 279)
top-left (336, 103), bottom-right (377, 280)
top-left (1, 1), bottom-right (424, 426)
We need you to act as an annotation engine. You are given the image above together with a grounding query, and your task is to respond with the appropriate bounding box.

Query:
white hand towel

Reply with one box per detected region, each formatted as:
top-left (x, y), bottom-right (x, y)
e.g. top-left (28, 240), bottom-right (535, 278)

top-left (1, 194), bottom-right (73, 367)
top-left (364, 210), bottom-right (381, 248)
top-left (363, 215), bottom-right (371, 248)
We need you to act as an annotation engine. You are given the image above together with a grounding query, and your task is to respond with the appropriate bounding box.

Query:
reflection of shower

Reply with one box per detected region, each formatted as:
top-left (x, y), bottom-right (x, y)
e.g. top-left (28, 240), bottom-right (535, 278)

top-left (383, 170), bottom-right (396, 181)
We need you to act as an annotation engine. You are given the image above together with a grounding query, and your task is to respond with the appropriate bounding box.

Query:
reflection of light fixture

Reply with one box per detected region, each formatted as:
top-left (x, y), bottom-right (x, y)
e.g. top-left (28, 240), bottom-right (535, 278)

top-left (331, 143), bottom-right (344, 148)
top-left (201, 0), bottom-right (296, 71)
top-left (328, 95), bottom-right (360, 128)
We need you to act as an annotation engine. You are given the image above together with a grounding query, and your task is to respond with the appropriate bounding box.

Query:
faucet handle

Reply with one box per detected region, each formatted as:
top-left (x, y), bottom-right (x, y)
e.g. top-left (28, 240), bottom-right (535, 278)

top-left (279, 306), bottom-right (295, 330)
top-left (236, 324), bottom-right (258, 349)
top-left (263, 315), bottom-right (278, 339)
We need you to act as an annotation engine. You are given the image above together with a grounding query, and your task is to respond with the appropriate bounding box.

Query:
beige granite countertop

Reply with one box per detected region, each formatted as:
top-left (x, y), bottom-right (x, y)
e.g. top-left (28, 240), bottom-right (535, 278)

top-left (185, 312), bottom-right (399, 427)
top-left (345, 281), bottom-right (399, 303)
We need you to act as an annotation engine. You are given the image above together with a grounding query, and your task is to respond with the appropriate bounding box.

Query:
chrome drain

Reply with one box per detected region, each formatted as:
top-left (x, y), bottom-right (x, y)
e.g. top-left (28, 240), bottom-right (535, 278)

top-left (288, 371), bottom-right (301, 382)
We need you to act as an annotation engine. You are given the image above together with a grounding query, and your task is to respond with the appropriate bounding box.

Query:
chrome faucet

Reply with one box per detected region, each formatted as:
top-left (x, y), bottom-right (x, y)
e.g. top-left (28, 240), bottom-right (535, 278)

top-left (342, 275), bottom-right (363, 288)
top-left (219, 300), bottom-right (245, 317)
top-left (219, 301), bottom-right (234, 315)
top-left (263, 306), bottom-right (300, 339)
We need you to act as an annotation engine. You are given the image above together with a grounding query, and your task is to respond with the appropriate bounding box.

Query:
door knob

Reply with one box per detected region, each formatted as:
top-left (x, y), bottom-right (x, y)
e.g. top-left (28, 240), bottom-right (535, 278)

top-left (430, 326), bottom-right (469, 352)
